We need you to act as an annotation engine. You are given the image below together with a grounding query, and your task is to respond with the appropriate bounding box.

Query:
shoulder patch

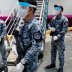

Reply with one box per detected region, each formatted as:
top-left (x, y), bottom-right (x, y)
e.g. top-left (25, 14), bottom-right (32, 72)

top-left (62, 16), bottom-right (68, 22)
top-left (33, 31), bottom-right (42, 42)
top-left (33, 32), bottom-right (41, 39)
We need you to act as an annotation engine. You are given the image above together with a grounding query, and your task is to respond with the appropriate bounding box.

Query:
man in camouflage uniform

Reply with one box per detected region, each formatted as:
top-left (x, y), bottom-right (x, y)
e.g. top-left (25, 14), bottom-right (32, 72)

top-left (16, 0), bottom-right (43, 72)
top-left (45, 5), bottom-right (68, 72)
top-left (0, 20), bottom-right (8, 72)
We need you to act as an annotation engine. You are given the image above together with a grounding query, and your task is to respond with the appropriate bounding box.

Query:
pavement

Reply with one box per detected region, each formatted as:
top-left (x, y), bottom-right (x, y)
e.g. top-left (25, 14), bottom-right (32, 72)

top-left (37, 31), bottom-right (72, 72)
top-left (0, 31), bottom-right (72, 72)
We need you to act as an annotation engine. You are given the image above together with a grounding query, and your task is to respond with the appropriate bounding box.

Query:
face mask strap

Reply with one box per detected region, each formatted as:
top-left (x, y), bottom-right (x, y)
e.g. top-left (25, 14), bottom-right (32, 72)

top-left (29, 5), bottom-right (37, 8)
top-left (19, 2), bottom-right (37, 8)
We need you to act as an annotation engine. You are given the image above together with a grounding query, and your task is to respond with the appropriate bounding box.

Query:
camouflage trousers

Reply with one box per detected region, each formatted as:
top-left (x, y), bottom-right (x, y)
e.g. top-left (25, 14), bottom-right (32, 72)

top-left (0, 43), bottom-right (7, 67)
top-left (23, 62), bottom-right (38, 72)
top-left (51, 38), bottom-right (65, 68)
top-left (22, 53), bottom-right (38, 72)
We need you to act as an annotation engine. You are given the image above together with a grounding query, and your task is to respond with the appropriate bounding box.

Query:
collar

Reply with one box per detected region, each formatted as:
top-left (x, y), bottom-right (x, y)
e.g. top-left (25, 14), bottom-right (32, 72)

top-left (56, 14), bottom-right (62, 19)
top-left (24, 16), bottom-right (35, 24)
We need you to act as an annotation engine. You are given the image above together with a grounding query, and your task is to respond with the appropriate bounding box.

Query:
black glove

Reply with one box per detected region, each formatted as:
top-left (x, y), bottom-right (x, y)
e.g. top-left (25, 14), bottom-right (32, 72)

top-left (50, 31), bottom-right (54, 36)
top-left (13, 30), bottom-right (19, 38)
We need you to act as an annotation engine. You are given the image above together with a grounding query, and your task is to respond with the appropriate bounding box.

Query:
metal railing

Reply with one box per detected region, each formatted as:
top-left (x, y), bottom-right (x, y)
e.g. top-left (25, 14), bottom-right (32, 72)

top-left (5, 0), bottom-right (49, 52)
top-left (38, 0), bottom-right (49, 33)
top-left (39, 0), bottom-right (44, 24)
top-left (5, 0), bottom-right (47, 35)
top-left (5, 2), bottom-right (19, 35)
top-left (4, 2), bottom-right (19, 47)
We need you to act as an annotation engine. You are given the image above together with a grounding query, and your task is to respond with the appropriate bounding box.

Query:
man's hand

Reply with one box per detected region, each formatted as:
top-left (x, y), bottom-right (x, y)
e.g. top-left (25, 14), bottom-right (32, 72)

top-left (53, 36), bottom-right (58, 41)
top-left (50, 27), bottom-right (56, 32)
top-left (16, 62), bottom-right (24, 72)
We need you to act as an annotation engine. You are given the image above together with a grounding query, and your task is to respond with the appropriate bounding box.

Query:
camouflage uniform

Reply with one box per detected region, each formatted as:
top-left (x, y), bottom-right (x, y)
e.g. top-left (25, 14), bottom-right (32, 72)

top-left (49, 15), bottom-right (68, 68)
top-left (0, 20), bottom-right (7, 67)
top-left (13, 18), bottom-right (26, 62)
top-left (17, 17), bottom-right (43, 72)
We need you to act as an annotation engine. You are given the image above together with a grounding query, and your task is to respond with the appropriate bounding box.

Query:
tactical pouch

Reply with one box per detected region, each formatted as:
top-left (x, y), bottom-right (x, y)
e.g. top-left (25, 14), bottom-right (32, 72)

top-left (50, 31), bottom-right (54, 36)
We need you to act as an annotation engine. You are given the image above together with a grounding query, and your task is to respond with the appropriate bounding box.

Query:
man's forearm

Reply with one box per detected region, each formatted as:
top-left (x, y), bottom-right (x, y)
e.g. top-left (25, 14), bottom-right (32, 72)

top-left (21, 42), bottom-right (41, 65)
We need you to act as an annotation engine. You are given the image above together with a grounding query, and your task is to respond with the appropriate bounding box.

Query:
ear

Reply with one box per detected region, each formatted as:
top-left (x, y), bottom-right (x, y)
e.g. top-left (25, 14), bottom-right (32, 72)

top-left (29, 7), bottom-right (33, 13)
top-left (60, 10), bottom-right (62, 13)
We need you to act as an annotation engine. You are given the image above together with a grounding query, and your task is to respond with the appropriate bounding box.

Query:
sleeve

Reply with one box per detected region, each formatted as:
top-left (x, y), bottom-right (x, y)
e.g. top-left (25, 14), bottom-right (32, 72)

top-left (49, 17), bottom-right (56, 36)
top-left (21, 22), bottom-right (43, 65)
top-left (0, 20), bottom-right (7, 38)
top-left (49, 17), bottom-right (56, 28)
top-left (58, 18), bottom-right (68, 38)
